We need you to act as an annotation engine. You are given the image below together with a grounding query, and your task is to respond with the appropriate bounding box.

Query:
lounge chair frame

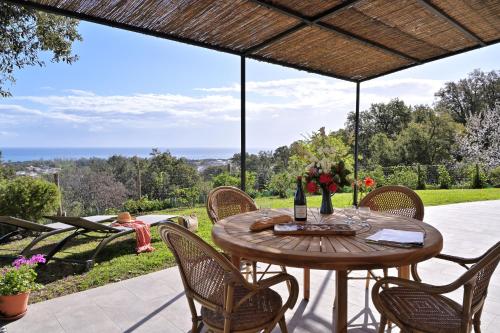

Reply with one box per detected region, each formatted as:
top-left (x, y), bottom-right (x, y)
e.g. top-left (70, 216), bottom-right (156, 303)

top-left (0, 215), bottom-right (114, 258)
top-left (45, 215), bottom-right (175, 270)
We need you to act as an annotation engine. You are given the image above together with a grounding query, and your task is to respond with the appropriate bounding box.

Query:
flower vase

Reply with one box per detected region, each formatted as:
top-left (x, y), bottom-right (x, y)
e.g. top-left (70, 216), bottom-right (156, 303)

top-left (320, 185), bottom-right (333, 214)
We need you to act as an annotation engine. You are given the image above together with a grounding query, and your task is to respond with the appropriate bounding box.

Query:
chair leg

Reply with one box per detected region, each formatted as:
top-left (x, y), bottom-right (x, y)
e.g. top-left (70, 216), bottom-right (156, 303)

top-left (252, 261), bottom-right (257, 283)
top-left (278, 316), bottom-right (288, 333)
top-left (378, 315), bottom-right (387, 333)
top-left (187, 297), bottom-right (200, 333)
top-left (303, 268), bottom-right (310, 300)
top-left (365, 270), bottom-right (371, 289)
top-left (473, 307), bottom-right (483, 333)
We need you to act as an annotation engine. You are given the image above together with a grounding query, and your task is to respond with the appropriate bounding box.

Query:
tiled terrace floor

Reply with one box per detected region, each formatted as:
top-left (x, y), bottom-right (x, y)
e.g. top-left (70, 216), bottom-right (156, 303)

top-left (5, 200), bottom-right (500, 333)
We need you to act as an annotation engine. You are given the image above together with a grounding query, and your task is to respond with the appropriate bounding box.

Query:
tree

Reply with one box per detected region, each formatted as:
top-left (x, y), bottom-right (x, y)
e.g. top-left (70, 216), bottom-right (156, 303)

top-left (436, 69), bottom-right (499, 124)
top-left (458, 107), bottom-right (500, 169)
top-left (0, 2), bottom-right (81, 96)
top-left (60, 168), bottom-right (128, 215)
top-left (0, 177), bottom-right (60, 221)
top-left (367, 133), bottom-right (398, 167)
top-left (346, 99), bottom-right (412, 166)
top-left (397, 108), bottom-right (460, 165)
top-left (141, 149), bottom-right (200, 200)
top-left (272, 146), bottom-right (290, 173)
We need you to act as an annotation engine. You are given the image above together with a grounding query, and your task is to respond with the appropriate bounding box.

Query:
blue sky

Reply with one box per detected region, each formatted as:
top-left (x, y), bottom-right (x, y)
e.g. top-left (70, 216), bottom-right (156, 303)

top-left (0, 21), bottom-right (499, 150)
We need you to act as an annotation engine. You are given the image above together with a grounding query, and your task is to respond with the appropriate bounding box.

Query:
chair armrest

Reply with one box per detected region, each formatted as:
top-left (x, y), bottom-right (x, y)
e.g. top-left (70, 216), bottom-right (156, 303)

top-left (234, 273), bottom-right (299, 311)
top-left (411, 252), bottom-right (479, 282)
top-left (436, 253), bottom-right (479, 267)
top-left (253, 273), bottom-right (294, 290)
top-left (373, 276), bottom-right (463, 296)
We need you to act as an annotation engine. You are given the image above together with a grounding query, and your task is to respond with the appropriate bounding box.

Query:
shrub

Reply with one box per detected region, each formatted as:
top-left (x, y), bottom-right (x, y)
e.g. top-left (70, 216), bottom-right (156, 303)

top-left (268, 172), bottom-right (292, 198)
top-left (0, 177), bottom-right (60, 221)
top-left (437, 165), bottom-right (452, 189)
top-left (490, 166), bottom-right (500, 187)
top-left (386, 168), bottom-right (418, 189)
top-left (416, 164), bottom-right (426, 190)
top-left (470, 164), bottom-right (487, 189)
top-left (123, 196), bottom-right (166, 213)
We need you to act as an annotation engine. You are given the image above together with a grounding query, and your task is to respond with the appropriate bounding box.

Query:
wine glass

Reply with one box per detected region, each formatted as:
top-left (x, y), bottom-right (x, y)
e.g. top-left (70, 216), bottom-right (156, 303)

top-left (344, 206), bottom-right (356, 225)
top-left (358, 206), bottom-right (371, 227)
top-left (260, 203), bottom-right (272, 217)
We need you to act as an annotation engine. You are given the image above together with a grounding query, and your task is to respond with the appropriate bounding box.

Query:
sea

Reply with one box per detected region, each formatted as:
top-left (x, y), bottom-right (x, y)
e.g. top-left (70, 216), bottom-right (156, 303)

top-left (0, 147), bottom-right (263, 162)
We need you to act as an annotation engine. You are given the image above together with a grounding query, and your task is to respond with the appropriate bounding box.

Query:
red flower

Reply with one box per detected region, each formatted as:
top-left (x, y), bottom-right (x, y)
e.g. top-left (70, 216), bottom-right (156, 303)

top-left (306, 181), bottom-right (318, 193)
top-left (364, 177), bottom-right (375, 187)
top-left (328, 182), bottom-right (338, 193)
top-left (319, 173), bottom-right (332, 184)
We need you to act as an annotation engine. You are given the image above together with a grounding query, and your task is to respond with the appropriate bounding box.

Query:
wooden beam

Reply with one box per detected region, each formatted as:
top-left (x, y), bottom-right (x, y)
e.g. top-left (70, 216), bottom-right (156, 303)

top-left (245, 0), bottom-right (362, 55)
top-left (361, 38), bottom-right (499, 82)
top-left (416, 0), bottom-right (485, 46)
top-left (248, 0), bottom-right (420, 64)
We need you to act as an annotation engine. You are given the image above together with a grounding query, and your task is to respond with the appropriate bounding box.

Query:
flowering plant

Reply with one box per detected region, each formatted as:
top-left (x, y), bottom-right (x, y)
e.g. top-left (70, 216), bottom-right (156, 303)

top-left (299, 128), bottom-right (351, 194)
top-left (353, 176), bottom-right (376, 200)
top-left (0, 255), bottom-right (45, 296)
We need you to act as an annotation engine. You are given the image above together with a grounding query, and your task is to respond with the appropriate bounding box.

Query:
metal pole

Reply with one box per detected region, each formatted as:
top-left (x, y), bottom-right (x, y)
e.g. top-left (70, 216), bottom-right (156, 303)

top-left (240, 55), bottom-right (246, 191)
top-left (353, 82), bottom-right (360, 206)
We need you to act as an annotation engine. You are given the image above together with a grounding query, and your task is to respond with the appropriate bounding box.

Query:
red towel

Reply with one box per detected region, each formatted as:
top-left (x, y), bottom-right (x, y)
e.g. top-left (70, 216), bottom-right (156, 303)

top-left (112, 220), bottom-right (155, 253)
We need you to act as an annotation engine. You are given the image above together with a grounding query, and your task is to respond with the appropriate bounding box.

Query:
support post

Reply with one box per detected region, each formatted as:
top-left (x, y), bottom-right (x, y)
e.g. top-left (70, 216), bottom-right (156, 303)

top-left (240, 56), bottom-right (246, 191)
top-left (353, 82), bottom-right (360, 206)
top-left (53, 173), bottom-right (63, 216)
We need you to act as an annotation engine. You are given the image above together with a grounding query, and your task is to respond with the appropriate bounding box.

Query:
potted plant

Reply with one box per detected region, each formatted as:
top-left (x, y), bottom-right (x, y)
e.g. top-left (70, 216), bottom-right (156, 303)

top-left (0, 254), bottom-right (45, 319)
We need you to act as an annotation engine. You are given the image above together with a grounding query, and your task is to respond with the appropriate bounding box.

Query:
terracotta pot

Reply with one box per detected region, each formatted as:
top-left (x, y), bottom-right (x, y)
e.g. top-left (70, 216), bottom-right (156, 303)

top-left (0, 292), bottom-right (29, 318)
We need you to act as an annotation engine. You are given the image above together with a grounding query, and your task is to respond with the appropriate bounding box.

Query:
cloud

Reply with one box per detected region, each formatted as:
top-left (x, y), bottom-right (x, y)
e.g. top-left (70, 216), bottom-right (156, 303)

top-left (0, 77), bottom-right (443, 134)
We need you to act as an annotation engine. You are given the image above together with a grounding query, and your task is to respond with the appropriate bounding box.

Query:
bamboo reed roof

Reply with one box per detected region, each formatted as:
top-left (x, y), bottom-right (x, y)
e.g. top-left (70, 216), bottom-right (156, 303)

top-left (8, 0), bottom-right (500, 82)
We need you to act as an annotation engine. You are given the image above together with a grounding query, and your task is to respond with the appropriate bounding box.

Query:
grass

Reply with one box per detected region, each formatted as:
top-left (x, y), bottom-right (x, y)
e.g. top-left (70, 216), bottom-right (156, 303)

top-left (1, 188), bottom-right (498, 303)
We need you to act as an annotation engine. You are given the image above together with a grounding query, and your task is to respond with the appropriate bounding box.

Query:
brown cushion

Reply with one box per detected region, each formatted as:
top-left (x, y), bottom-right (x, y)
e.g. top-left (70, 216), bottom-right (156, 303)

top-left (201, 285), bottom-right (282, 331)
top-left (380, 287), bottom-right (463, 333)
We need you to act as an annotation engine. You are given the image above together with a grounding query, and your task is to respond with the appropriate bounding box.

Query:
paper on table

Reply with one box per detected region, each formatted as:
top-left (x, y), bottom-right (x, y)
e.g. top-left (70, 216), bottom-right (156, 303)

top-left (366, 228), bottom-right (424, 246)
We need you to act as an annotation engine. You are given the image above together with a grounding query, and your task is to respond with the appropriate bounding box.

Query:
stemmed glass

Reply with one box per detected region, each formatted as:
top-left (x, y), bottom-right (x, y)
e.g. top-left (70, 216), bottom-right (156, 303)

top-left (358, 206), bottom-right (371, 227)
top-left (344, 206), bottom-right (357, 226)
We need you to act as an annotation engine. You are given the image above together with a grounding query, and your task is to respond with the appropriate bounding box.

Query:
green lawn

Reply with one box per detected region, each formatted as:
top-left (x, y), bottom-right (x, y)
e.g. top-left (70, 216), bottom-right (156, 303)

top-left (1, 188), bottom-right (498, 303)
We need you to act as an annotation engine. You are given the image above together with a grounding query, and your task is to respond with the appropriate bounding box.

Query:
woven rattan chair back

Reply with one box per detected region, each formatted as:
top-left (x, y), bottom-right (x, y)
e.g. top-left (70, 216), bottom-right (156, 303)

top-left (207, 186), bottom-right (258, 224)
top-left (468, 242), bottom-right (500, 309)
top-left (159, 222), bottom-right (244, 309)
top-left (359, 185), bottom-right (424, 221)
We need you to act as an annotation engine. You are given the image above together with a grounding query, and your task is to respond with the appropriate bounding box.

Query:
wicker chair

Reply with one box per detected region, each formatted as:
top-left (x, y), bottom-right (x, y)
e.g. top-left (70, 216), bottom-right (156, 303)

top-left (159, 222), bottom-right (299, 333)
top-left (355, 185), bottom-right (425, 288)
top-left (372, 242), bottom-right (500, 333)
top-left (207, 186), bottom-right (287, 282)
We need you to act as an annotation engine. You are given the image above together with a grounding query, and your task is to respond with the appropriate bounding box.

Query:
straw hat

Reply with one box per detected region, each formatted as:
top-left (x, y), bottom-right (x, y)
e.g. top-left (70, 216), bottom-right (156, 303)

top-left (117, 212), bottom-right (134, 223)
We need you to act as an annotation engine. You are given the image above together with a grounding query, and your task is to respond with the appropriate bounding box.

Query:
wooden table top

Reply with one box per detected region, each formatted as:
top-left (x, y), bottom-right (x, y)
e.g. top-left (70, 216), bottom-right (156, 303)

top-left (212, 208), bottom-right (443, 270)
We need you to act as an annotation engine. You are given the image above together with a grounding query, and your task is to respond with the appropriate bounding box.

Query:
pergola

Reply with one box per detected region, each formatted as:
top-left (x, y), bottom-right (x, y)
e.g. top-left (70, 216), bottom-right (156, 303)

top-left (7, 0), bottom-right (500, 203)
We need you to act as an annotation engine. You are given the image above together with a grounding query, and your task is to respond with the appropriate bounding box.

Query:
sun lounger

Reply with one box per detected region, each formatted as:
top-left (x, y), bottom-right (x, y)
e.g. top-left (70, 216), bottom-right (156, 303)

top-left (44, 214), bottom-right (175, 270)
top-left (0, 215), bottom-right (116, 256)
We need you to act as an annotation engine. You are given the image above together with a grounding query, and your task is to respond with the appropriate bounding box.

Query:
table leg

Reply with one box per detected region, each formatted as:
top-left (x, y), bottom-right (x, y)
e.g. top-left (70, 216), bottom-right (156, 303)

top-left (230, 255), bottom-right (241, 269)
top-left (398, 265), bottom-right (410, 279)
top-left (334, 270), bottom-right (348, 333)
top-left (303, 268), bottom-right (310, 301)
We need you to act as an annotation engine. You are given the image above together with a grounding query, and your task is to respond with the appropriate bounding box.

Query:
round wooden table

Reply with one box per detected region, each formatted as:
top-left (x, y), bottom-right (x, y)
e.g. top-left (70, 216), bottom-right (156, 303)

top-left (212, 208), bottom-right (443, 333)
